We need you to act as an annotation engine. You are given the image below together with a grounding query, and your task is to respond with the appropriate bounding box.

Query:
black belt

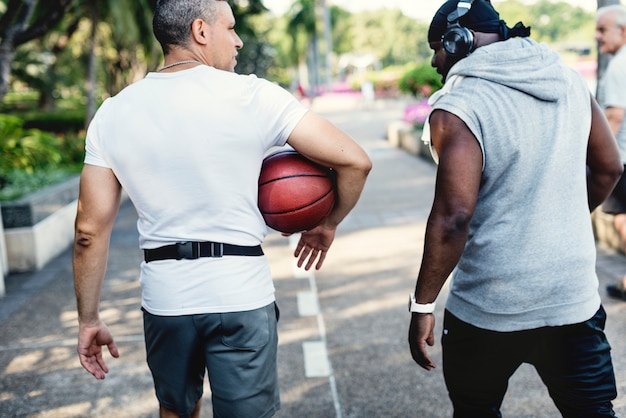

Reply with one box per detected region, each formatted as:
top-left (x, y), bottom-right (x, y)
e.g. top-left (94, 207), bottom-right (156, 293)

top-left (144, 241), bottom-right (263, 263)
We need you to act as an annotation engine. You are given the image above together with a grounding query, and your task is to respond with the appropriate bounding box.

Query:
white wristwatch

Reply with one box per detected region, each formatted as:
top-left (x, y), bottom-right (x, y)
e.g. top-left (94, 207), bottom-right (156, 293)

top-left (408, 293), bottom-right (436, 314)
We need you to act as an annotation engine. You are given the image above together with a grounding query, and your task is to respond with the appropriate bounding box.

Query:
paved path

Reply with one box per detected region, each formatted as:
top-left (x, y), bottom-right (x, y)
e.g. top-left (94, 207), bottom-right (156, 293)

top-left (1, 95), bottom-right (625, 417)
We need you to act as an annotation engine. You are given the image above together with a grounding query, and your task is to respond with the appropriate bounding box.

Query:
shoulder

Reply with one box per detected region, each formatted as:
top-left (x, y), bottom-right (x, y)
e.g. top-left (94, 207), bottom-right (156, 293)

top-left (429, 109), bottom-right (475, 143)
top-left (608, 49), bottom-right (626, 72)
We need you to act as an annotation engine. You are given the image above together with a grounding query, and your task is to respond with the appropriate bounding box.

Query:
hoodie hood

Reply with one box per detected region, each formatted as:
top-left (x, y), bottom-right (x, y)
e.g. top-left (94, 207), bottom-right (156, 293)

top-left (447, 37), bottom-right (571, 102)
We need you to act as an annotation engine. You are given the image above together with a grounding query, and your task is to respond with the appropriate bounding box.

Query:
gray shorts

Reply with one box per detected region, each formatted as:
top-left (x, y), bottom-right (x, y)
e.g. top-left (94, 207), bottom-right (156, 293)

top-left (142, 303), bottom-right (280, 418)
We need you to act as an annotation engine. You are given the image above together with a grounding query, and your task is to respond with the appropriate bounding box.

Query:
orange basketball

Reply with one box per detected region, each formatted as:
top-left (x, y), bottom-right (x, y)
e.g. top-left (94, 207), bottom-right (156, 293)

top-left (258, 150), bottom-right (335, 233)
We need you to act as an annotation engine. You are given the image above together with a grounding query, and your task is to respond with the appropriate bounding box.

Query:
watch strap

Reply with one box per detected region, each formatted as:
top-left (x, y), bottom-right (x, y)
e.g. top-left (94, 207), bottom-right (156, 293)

top-left (408, 293), bottom-right (436, 314)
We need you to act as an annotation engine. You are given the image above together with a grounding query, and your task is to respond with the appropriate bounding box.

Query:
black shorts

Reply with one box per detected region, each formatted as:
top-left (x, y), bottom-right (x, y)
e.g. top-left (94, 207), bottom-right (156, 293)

top-left (442, 307), bottom-right (617, 416)
top-left (603, 166), bottom-right (626, 214)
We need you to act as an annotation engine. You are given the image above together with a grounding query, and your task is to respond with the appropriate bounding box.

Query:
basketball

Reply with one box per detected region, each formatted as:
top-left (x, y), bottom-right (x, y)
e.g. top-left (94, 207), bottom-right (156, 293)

top-left (258, 150), bottom-right (336, 233)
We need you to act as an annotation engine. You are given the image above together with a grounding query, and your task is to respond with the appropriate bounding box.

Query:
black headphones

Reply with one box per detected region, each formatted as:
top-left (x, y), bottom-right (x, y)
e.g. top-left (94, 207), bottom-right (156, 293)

top-left (442, 0), bottom-right (476, 57)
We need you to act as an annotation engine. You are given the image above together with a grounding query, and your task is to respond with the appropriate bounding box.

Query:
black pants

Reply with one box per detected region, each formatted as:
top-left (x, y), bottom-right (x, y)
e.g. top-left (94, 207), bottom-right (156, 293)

top-left (442, 307), bottom-right (617, 417)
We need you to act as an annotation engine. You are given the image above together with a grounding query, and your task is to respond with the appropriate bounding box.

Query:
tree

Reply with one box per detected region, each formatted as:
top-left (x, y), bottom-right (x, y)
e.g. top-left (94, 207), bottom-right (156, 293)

top-left (231, 0), bottom-right (274, 77)
top-left (4, 0), bottom-right (157, 120)
top-left (496, 0), bottom-right (593, 43)
top-left (9, 7), bottom-right (81, 110)
top-left (0, 0), bottom-right (75, 103)
top-left (83, 0), bottom-right (157, 125)
top-left (287, 0), bottom-right (320, 93)
top-left (349, 9), bottom-right (430, 67)
top-left (329, 5), bottom-right (352, 56)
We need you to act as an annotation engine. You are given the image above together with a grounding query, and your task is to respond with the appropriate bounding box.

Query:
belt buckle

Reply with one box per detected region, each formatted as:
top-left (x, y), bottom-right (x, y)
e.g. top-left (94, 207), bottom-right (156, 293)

top-left (176, 242), bottom-right (199, 260)
top-left (210, 242), bottom-right (224, 258)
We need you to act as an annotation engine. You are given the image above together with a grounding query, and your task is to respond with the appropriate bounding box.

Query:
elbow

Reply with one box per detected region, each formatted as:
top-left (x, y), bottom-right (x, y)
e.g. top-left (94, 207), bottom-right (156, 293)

top-left (588, 161), bottom-right (624, 185)
top-left (613, 163), bottom-right (624, 180)
top-left (360, 155), bottom-right (373, 177)
top-left (448, 211), bottom-right (472, 235)
top-left (430, 209), bottom-right (473, 240)
top-left (74, 229), bottom-right (95, 251)
top-left (610, 164), bottom-right (625, 191)
top-left (353, 150), bottom-right (373, 175)
top-left (338, 152), bottom-right (372, 181)
top-left (605, 163), bottom-right (625, 188)
top-left (74, 218), bottom-right (101, 251)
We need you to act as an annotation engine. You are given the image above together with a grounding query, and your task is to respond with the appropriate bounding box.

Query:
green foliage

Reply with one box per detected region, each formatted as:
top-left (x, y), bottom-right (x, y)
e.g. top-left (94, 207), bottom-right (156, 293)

top-left (330, 6), bottom-right (353, 56)
top-left (496, 0), bottom-right (595, 44)
top-left (0, 114), bottom-right (83, 200)
top-left (235, 11), bottom-right (277, 77)
top-left (399, 63), bottom-right (443, 97)
top-left (0, 115), bottom-right (62, 173)
top-left (231, 0), bottom-right (282, 77)
top-left (0, 0), bottom-right (599, 203)
top-left (348, 9), bottom-right (431, 67)
top-left (21, 109), bottom-right (85, 133)
top-left (0, 169), bottom-right (75, 201)
top-left (286, 0), bottom-right (318, 66)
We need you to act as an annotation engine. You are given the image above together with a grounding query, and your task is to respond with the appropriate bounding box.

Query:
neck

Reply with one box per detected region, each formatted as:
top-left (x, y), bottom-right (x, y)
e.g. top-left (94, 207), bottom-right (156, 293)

top-left (473, 32), bottom-right (501, 50)
top-left (158, 59), bottom-right (203, 72)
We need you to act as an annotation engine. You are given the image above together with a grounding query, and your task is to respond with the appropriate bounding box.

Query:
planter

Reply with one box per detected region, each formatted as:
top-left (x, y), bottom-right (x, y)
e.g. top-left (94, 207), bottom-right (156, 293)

top-left (592, 209), bottom-right (624, 254)
top-left (386, 121), bottom-right (434, 162)
top-left (2, 176), bottom-right (80, 273)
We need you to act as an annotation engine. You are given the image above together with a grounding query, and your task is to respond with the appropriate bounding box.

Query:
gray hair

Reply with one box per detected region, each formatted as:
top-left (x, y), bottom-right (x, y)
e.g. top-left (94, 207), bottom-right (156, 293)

top-left (153, 0), bottom-right (224, 54)
top-left (597, 5), bottom-right (626, 28)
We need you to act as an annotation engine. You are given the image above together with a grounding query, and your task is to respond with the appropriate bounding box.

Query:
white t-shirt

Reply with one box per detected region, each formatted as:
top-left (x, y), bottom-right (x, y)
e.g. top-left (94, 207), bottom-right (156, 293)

top-left (85, 65), bottom-right (308, 315)
top-left (599, 45), bottom-right (626, 163)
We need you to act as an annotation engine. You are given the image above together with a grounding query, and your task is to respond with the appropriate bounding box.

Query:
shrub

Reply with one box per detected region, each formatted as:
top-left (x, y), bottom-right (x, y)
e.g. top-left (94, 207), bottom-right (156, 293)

top-left (399, 63), bottom-right (443, 97)
top-left (0, 115), bottom-right (63, 173)
top-left (21, 109), bottom-right (85, 133)
top-left (0, 114), bottom-right (83, 201)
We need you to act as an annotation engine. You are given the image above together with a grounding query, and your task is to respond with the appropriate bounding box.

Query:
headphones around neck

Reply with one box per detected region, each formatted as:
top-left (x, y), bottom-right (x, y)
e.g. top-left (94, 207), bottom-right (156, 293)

top-left (442, 0), bottom-right (475, 57)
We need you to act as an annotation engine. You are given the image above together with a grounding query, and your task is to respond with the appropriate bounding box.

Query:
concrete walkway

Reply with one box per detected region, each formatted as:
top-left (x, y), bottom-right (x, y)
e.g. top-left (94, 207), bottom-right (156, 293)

top-left (1, 95), bottom-right (625, 417)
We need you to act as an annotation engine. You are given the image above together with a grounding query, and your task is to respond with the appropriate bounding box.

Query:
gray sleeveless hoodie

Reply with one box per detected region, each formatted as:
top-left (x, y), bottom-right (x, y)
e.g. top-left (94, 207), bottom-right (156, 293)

top-left (429, 37), bottom-right (599, 332)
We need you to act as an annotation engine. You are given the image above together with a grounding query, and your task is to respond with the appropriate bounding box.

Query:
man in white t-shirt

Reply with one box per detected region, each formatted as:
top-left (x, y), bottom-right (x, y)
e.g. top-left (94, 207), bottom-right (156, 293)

top-left (597, 5), bottom-right (626, 301)
top-left (72, 1), bottom-right (371, 417)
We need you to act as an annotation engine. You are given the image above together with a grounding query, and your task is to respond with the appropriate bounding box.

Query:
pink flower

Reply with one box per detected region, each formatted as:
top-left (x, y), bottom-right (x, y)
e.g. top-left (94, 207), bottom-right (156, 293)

top-left (403, 98), bottom-right (432, 126)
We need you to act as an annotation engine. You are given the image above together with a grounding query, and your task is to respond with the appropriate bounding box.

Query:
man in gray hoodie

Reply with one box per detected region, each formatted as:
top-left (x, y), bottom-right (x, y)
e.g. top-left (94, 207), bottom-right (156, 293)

top-left (408, 1), bottom-right (623, 416)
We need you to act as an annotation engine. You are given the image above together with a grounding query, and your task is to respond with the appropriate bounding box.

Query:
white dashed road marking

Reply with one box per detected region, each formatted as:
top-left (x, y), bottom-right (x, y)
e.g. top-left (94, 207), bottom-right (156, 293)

top-left (289, 234), bottom-right (343, 418)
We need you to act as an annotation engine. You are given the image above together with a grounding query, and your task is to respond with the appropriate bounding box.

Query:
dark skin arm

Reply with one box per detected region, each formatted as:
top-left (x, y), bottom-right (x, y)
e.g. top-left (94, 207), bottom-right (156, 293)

top-left (408, 109), bottom-right (483, 370)
top-left (409, 94), bottom-right (623, 370)
top-left (587, 93), bottom-right (623, 211)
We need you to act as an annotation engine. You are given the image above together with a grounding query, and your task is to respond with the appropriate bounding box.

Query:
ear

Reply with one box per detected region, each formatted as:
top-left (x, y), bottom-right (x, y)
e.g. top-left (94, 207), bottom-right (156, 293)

top-left (191, 18), bottom-right (209, 45)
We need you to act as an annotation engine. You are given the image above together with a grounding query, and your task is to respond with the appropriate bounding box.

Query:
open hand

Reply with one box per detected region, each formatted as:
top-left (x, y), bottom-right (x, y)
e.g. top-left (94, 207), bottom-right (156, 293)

top-left (77, 321), bottom-right (119, 380)
top-left (293, 224), bottom-right (336, 270)
top-left (408, 312), bottom-right (437, 370)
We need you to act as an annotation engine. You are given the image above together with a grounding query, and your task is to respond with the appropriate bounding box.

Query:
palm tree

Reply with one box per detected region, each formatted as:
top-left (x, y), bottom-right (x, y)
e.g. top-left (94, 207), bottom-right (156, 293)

top-left (287, 0), bottom-right (321, 96)
top-left (0, 0), bottom-right (75, 103)
top-left (83, 0), bottom-right (157, 125)
top-left (84, 0), bottom-right (269, 124)
top-left (230, 0), bottom-right (274, 76)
